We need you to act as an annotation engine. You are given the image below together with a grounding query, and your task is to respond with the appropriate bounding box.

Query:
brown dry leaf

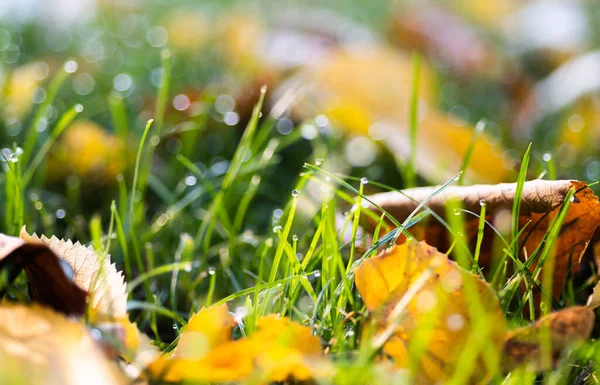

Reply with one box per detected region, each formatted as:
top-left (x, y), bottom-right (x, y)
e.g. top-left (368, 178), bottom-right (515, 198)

top-left (367, 180), bottom-right (600, 301)
top-left (502, 279), bottom-right (600, 371)
top-left (150, 306), bottom-right (327, 383)
top-left (280, 45), bottom-right (509, 184)
top-left (355, 240), bottom-right (506, 384)
top-left (0, 302), bottom-right (126, 385)
top-left (502, 306), bottom-right (594, 372)
top-left (18, 229), bottom-right (157, 368)
top-left (0, 232), bottom-right (87, 315)
top-left (20, 228), bottom-right (127, 318)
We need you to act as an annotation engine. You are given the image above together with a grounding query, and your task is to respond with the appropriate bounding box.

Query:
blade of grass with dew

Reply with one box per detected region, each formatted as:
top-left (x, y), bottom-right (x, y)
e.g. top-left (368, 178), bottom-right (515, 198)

top-left (138, 50), bottom-right (171, 194)
top-left (445, 198), bottom-right (472, 269)
top-left (405, 52), bottom-right (420, 189)
top-left (108, 92), bottom-right (128, 140)
top-left (196, 86), bottom-right (266, 253)
top-left (104, 200), bottom-right (116, 254)
top-left (23, 104), bottom-right (83, 187)
top-left (89, 215), bottom-right (103, 251)
top-left (511, 144), bottom-right (531, 261)
top-left (457, 119), bottom-right (486, 186)
top-left (472, 200), bottom-right (487, 273)
top-left (2, 148), bottom-right (23, 236)
top-left (128, 261), bottom-right (200, 293)
top-left (22, 60), bottom-right (76, 166)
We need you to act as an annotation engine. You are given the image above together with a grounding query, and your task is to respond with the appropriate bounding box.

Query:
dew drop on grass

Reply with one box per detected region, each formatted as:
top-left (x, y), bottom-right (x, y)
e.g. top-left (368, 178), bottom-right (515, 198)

top-left (64, 60), bottom-right (78, 73)
top-left (184, 175), bottom-right (197, 186)
top-left (313, 270), bottom-right (321, 278)
top-left (315, 158), bottom-right (324, 166)
top-left (292, 234), bottom-right (298, 242)
top-left (273, 225), bottom-right (283, 233)
top-left (543, 153), bottom-right (552, 162)
top-left (453, 208), bottom-right (461, 216)
top-left (479, 199), bottom-right (485, 206)
top-left (360, 177), bottom-right (369, 185)
top-left (183, 263), bottom-right (192, 273)
top-left (75, 104), bottom-right (84, 113)
top-left (172, 324), bottom-right (178, 329)
top-left (292, 189), bottom-right (300, 197)
top-left (207, 266), bottom-right (216, 275)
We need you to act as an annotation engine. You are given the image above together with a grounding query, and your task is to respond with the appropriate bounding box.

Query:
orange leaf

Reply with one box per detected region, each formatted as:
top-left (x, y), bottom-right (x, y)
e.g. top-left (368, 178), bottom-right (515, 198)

top-left (367, 180), bottom-right (600, 304)
top-left (281, 45), bottom-right (509, 184)
top-left (355, 241), bottom-right (506, 384)
top-left (150, 307), bottom-right (327, 383)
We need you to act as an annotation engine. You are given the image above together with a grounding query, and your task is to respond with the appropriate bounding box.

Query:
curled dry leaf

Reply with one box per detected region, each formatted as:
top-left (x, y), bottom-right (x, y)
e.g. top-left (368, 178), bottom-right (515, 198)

top-left (355, 241), bottom-right (506, 384)
top-left (0, 232), bottom-right (87, 315)
top-left (367, 180), bottom-right (600, 301)
top-left (0, 302), bottom-right (126, 385)
top-left (150, 305), bottom-right (327, 383)
top-left (19, 229), bottom-right (157, 367)
top-left (278, 45), bottom-right (509, 184)
top-left (503, 279), bottom-right (600, 372)
top-left (20, 228), bottom-right (127, 318)
top-left (502, 306), bottom-right (594, 372)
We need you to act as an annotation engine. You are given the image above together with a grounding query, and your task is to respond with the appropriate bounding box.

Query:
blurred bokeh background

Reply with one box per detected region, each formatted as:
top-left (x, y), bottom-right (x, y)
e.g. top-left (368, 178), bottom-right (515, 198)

top-left (1, 0), bottom-right (599, 237)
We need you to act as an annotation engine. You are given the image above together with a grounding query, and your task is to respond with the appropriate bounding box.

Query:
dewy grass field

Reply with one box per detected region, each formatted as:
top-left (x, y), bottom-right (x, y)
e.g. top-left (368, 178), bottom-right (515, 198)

top-left (2, 0), bottom-right (600, 384)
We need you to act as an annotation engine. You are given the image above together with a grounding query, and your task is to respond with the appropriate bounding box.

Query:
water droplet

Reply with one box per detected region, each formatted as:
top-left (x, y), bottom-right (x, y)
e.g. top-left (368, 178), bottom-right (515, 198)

top-left (315, 158), bottom-right (324, 166)
top-left (183, 263), bottom-right (192, 272)
top-left (292, 234), bottom-right (298, 242)
top-left (260, 85), bottom-right (267, 93)
top-left (55, 209), bottom-right (66, 219)
top-left (479, 199), bottom-right (486, 206)
top-left (273, 226), bottom-right (283, 233)
top-left (543, 153), bottom-right (552, 162)
top-left (184, 175), bottom-right (197, 186)
top-left (360, 177), bottom-right (369, 185)
top-left (570, 195), bottom-right (580, 203)
top-left (75, 104), bottom-right (84, 113)
top-left (313, 270), bottom-right (321, 278)
top-left (64, 60), bottom-right (78, 73)
top-left (172, 324), bottom-right (178, 329)
top-left (453, 208), bottom-right (461, 216)
top-left (345, 330), bottom-right (355, 337)
top-left (291, 189), bottom-right (300, 197)
top-left (207, 266), bottom-right (216, 275)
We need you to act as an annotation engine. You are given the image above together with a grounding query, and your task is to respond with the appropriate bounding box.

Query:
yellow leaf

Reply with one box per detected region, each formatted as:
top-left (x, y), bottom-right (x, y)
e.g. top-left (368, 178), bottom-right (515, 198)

top-left (250, 315), bottom-right (325, 382)
top-left (174, 305), bottom-right (237, 358)
top-left (150, 307), bottom-right (327, 383)
top-left (161, 11), bottom-right (208, 52)
top-left (2, 62), bottom-right (45, 120)
top-left (48, 121), bottom-right (129, 183)
top-left (283, 45), bottom-right (509, 184)
top-left (0, 303), bottom-right (127, 385)
top-left (355, 241), bottom-right (506, 384)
